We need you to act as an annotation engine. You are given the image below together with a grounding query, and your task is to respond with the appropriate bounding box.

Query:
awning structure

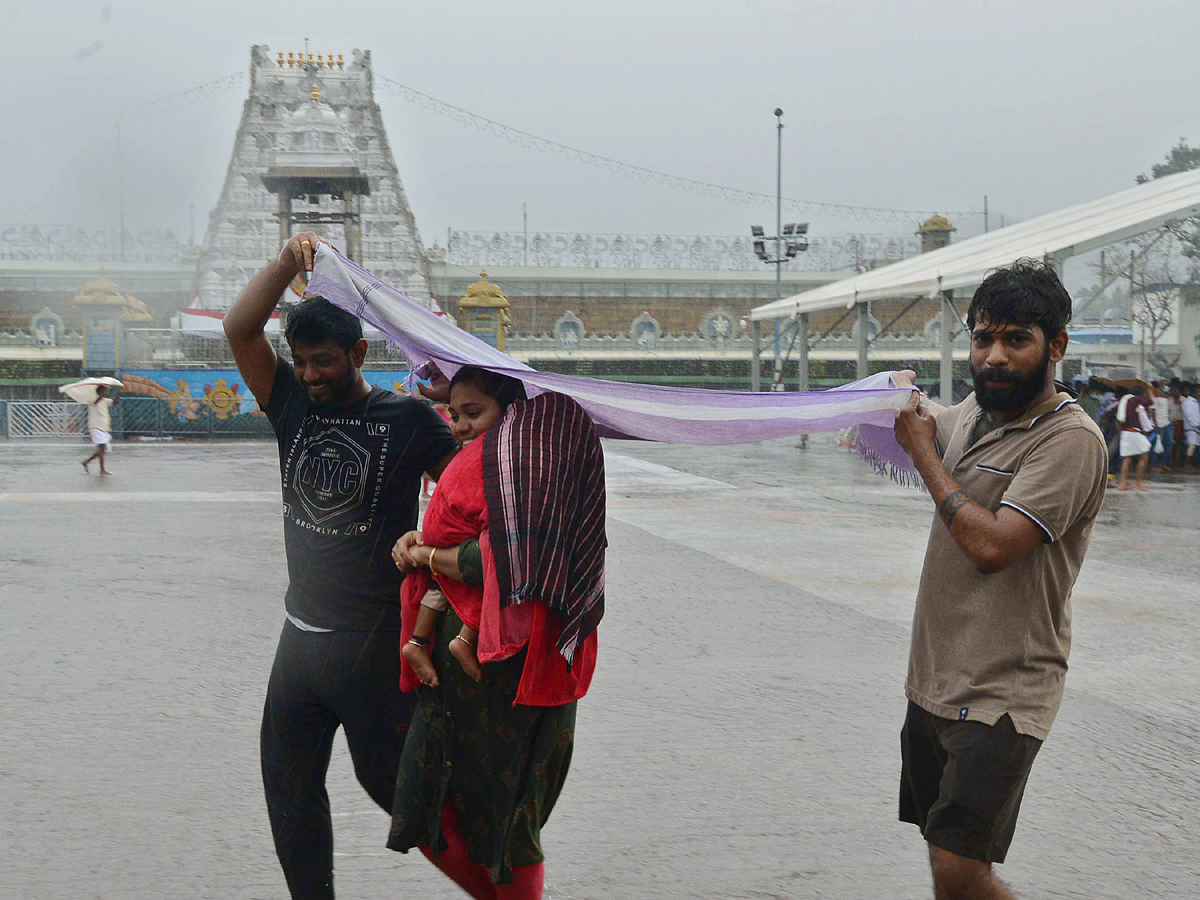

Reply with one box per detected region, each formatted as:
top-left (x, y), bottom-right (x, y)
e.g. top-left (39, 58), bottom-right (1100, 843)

top-left (751, 166), bottom-right (1200, 321)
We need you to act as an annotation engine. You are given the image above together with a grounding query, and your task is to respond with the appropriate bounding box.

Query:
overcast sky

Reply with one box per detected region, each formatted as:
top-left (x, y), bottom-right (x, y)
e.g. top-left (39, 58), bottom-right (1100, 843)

top-left (4, 0), bottom-right (1198, 251)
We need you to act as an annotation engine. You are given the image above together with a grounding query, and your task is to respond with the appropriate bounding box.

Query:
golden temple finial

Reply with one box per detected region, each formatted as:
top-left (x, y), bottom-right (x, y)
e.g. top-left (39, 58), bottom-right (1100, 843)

top-left (337, 52), bottom-right (344, 70)
top-left (277, 50), bottom-right (284, 68)
top-left (317, 52), bottom-right (324, 69)
top-left (457, 272), bottom-right (511, 351)
top-left (307, 51), bottom-right (315, 67)
top-left (287, 50), bottom-right (295, 68)
top-left (311, 83), bottom-right (320, 100)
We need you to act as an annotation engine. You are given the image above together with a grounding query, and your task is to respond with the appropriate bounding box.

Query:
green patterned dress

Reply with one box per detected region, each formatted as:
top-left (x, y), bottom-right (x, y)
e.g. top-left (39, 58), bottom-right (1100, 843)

top-left (388, 603), bottom-right (577, 885)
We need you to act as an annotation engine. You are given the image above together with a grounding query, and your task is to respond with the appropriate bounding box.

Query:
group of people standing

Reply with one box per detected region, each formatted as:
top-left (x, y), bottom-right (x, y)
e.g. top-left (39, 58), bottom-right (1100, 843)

top-left (1083, 377), bottom-right (1200, 490)
top-left (226, 236), bottom-right (1107, 900)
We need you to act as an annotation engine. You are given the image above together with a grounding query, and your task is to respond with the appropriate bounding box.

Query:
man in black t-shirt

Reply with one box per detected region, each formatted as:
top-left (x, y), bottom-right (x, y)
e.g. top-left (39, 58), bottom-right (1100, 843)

top-left (224, 233), bottom-right (456, 900)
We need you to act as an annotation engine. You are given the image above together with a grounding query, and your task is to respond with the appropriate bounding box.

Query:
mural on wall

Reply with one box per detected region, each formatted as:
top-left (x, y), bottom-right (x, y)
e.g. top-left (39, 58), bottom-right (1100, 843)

top-left (121, 370), bottom-right (414, 421)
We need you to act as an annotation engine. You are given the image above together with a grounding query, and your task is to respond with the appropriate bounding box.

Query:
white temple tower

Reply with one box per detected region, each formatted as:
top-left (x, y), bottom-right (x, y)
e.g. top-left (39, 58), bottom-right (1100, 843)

top-left (197, 45), bottom-right (432, 308)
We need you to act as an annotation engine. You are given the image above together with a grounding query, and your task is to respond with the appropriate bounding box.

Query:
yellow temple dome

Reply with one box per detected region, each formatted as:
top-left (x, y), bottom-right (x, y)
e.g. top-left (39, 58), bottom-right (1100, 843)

top-left (459, 271), bottom-right (510, 309)
top-left (73, 269), bottom-right (126, 306)
top-left (122, 292), bottom-right (154, 322)
top-left (917, 214), bottom-right (957, 236)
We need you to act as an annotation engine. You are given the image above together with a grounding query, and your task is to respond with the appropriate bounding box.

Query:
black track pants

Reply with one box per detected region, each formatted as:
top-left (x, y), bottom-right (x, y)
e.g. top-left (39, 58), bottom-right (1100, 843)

top-left (260, 620), bottom-right (415, 900)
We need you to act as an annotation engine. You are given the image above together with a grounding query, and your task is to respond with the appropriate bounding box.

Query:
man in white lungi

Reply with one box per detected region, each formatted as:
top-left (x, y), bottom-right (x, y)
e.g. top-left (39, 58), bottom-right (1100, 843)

top-left (81, 385), bottom-right (116, 475)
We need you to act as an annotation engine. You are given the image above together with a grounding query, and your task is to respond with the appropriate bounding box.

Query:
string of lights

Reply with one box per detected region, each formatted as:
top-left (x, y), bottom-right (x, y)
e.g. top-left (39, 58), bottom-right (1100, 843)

top-left (0, 71), bottom-right (245, 150)
top-left (2, 67), bottom-right (981, 225)
top-left (375, 73), bottom-right (983, 223)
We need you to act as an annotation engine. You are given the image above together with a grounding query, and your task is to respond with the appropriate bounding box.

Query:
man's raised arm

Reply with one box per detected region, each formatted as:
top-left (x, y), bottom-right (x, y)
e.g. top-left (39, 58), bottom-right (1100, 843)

top-left (223, 232), bottom-right (326, 408)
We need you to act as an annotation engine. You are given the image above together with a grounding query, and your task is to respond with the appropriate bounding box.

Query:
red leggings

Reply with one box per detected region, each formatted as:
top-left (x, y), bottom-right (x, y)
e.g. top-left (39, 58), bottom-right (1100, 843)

top-left (419, 799), bottom-right (544, 900)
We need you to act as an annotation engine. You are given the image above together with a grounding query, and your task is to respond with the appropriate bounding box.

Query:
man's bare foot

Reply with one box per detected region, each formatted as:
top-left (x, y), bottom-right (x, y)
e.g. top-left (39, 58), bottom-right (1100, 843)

top-left (1135, 483), bottom-right (1149, 491)
top-left (450, 635), bottom-right (482, 682)
top-left (81, 460), bottom-right (89, 473)
top-left (401, 641), bottom-right (439, 687)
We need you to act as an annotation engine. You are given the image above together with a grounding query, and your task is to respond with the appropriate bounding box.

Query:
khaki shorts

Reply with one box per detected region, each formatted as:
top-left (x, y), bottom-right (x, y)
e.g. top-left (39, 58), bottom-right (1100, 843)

top-left (899, 701), bottom-right (1042, 864)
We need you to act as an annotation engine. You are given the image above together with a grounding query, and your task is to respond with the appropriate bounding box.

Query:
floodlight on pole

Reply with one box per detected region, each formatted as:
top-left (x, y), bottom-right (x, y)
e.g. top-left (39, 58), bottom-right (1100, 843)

top-left (746, 110), bottom-right (810, 392)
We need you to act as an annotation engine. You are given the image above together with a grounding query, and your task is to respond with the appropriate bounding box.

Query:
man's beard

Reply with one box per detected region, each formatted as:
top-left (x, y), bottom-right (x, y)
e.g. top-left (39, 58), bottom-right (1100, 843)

top-left (304, 363), bottom-right (355, 406)
top-left (971, 344), bottom-right (1051, 412)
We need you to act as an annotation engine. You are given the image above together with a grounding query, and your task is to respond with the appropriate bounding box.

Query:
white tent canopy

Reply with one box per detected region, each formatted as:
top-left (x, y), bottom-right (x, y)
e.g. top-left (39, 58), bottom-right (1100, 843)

top-left (751, 166), bottom-right (1200, 321)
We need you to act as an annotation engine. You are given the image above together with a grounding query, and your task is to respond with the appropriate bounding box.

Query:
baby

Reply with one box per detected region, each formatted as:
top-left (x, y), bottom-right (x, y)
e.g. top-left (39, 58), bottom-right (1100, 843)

top-left (402, 366), bottom-right (526, 687)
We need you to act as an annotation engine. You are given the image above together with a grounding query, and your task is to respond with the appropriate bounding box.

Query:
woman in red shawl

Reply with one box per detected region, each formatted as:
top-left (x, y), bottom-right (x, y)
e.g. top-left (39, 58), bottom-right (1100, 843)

top-left (388, 366), bottom-right (605, 900)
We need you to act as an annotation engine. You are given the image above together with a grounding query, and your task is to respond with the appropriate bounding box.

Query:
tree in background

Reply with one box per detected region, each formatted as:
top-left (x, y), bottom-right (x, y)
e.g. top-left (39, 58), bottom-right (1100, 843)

top-left (1138, 139), bottom-right (1200, 354)
top-left (1092, 232), bottom-right (1183, 373)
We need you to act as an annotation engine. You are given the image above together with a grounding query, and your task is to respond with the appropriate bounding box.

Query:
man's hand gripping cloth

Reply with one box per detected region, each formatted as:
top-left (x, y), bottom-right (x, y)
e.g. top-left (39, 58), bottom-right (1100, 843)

top-left (483, 391), bottom-right (606, 667)
top-left (306, 246), bottom-right (920, 483)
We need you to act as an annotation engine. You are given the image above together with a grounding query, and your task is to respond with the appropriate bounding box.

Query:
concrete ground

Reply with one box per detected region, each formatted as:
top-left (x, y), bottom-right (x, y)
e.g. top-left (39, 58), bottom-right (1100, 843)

top-left (1, 436), bottom-right (1197, 899)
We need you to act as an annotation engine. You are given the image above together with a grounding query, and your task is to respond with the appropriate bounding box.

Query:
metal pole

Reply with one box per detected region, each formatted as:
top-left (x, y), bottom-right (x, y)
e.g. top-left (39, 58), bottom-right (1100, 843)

top-left (774, 318), bottom-right (783, 388)
top-left (940, 291), bottom-right (954, 403)
top-left (1048, 252), bottom-right (1066, 382)
top-left (797, 313), bottom-right (809, 391)
top-left (1133, 251), bottom-right (1144, 379)
top-left (116, 122), bottom-right (126, 263)
top-left (751, 320), bottom-right (762, 391)
top-left (773, 109), bottom-right (783, 390)
top-left (277, 192), bottom-right (292, 250)
top-left (775, 110), bottom-right (783, 309)
top-left (343, 195), bottom-right (357, 261)
top-left (856, 302), bottom-right (870, 380)
top-left (983, 195), bottom-right (989, 233)
top-left (523, 203), bottom-right (528, 266)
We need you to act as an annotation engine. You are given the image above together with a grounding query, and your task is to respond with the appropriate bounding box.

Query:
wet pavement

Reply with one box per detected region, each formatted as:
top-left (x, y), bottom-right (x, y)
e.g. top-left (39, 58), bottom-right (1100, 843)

top-left (1, 436), bottom-right (1197, 899)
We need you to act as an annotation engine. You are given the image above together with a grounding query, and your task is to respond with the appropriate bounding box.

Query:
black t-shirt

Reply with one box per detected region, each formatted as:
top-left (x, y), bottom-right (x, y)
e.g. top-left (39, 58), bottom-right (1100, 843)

top-left (266, 359), bottom-right (457, 631)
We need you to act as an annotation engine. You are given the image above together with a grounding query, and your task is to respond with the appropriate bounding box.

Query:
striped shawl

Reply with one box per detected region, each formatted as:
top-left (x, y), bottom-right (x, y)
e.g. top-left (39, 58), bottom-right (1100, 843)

top-left (482, 391), bottom-right (606, 664)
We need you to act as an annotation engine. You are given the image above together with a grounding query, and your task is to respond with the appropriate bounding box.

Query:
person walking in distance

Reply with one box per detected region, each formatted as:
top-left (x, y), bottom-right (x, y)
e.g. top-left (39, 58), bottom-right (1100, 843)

top-left (1116, 384), bottom-right (1154, 491)
top-left (1183, 383), bottom-right (1200, 469)
top-left (80, 384), bottom-right (116, 475)
top-left (893, 260), bottom-right (1107, 900)
top-left (1150, 379), bottom-right (1173, 471)
top-left (223, 233), bottom-right (458, 899)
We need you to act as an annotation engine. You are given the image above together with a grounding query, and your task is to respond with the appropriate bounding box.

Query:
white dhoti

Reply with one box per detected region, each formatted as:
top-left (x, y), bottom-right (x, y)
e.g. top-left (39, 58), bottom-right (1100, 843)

top-left (89, 428), bottom-right (112, 446)
top-left (1119, 431), bottom-right (1151, 457)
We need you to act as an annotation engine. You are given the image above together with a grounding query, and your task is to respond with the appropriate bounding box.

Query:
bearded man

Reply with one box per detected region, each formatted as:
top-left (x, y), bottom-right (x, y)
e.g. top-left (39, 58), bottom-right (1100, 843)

top-left (893, 259), bottom-right (1107, 900)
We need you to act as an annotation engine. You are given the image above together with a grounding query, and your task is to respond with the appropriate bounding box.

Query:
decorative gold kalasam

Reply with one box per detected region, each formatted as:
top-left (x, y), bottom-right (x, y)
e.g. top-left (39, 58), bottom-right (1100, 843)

top-left (917, 214), bottom-right (957, 253)
top-left (457, 271), bottom-right (513, 351)
top-left (72, 269), bottom-right (126, 307)
top-left (73, 270), bottom-right (153, 321)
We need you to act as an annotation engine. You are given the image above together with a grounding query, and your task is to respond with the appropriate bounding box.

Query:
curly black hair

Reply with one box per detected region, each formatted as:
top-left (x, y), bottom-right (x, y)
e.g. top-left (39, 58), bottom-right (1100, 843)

top-left (284, 296), bottom-right (364, 351)
top-left (967, 258), bottom-right (1073, 338)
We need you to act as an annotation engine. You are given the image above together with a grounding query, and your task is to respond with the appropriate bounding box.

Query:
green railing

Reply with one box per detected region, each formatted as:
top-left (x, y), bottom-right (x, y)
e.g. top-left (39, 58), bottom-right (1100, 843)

top-left (113, 396), bottom-right (274, 440)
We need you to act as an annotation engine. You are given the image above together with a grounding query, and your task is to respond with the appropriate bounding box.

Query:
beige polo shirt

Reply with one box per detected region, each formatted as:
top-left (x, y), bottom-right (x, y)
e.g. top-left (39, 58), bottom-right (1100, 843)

top-left (906, 391), bottom-right (1107, 740)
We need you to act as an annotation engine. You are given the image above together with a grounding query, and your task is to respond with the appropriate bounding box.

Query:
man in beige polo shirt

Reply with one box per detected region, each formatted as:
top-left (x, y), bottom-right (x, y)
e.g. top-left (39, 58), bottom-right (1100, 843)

top-left (893, 259), bottom-right (1107, 900)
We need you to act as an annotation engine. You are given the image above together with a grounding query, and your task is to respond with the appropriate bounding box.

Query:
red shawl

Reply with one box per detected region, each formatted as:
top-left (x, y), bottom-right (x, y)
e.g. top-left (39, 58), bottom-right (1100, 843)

top-left (399, 435), bottom-right (598, 706)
